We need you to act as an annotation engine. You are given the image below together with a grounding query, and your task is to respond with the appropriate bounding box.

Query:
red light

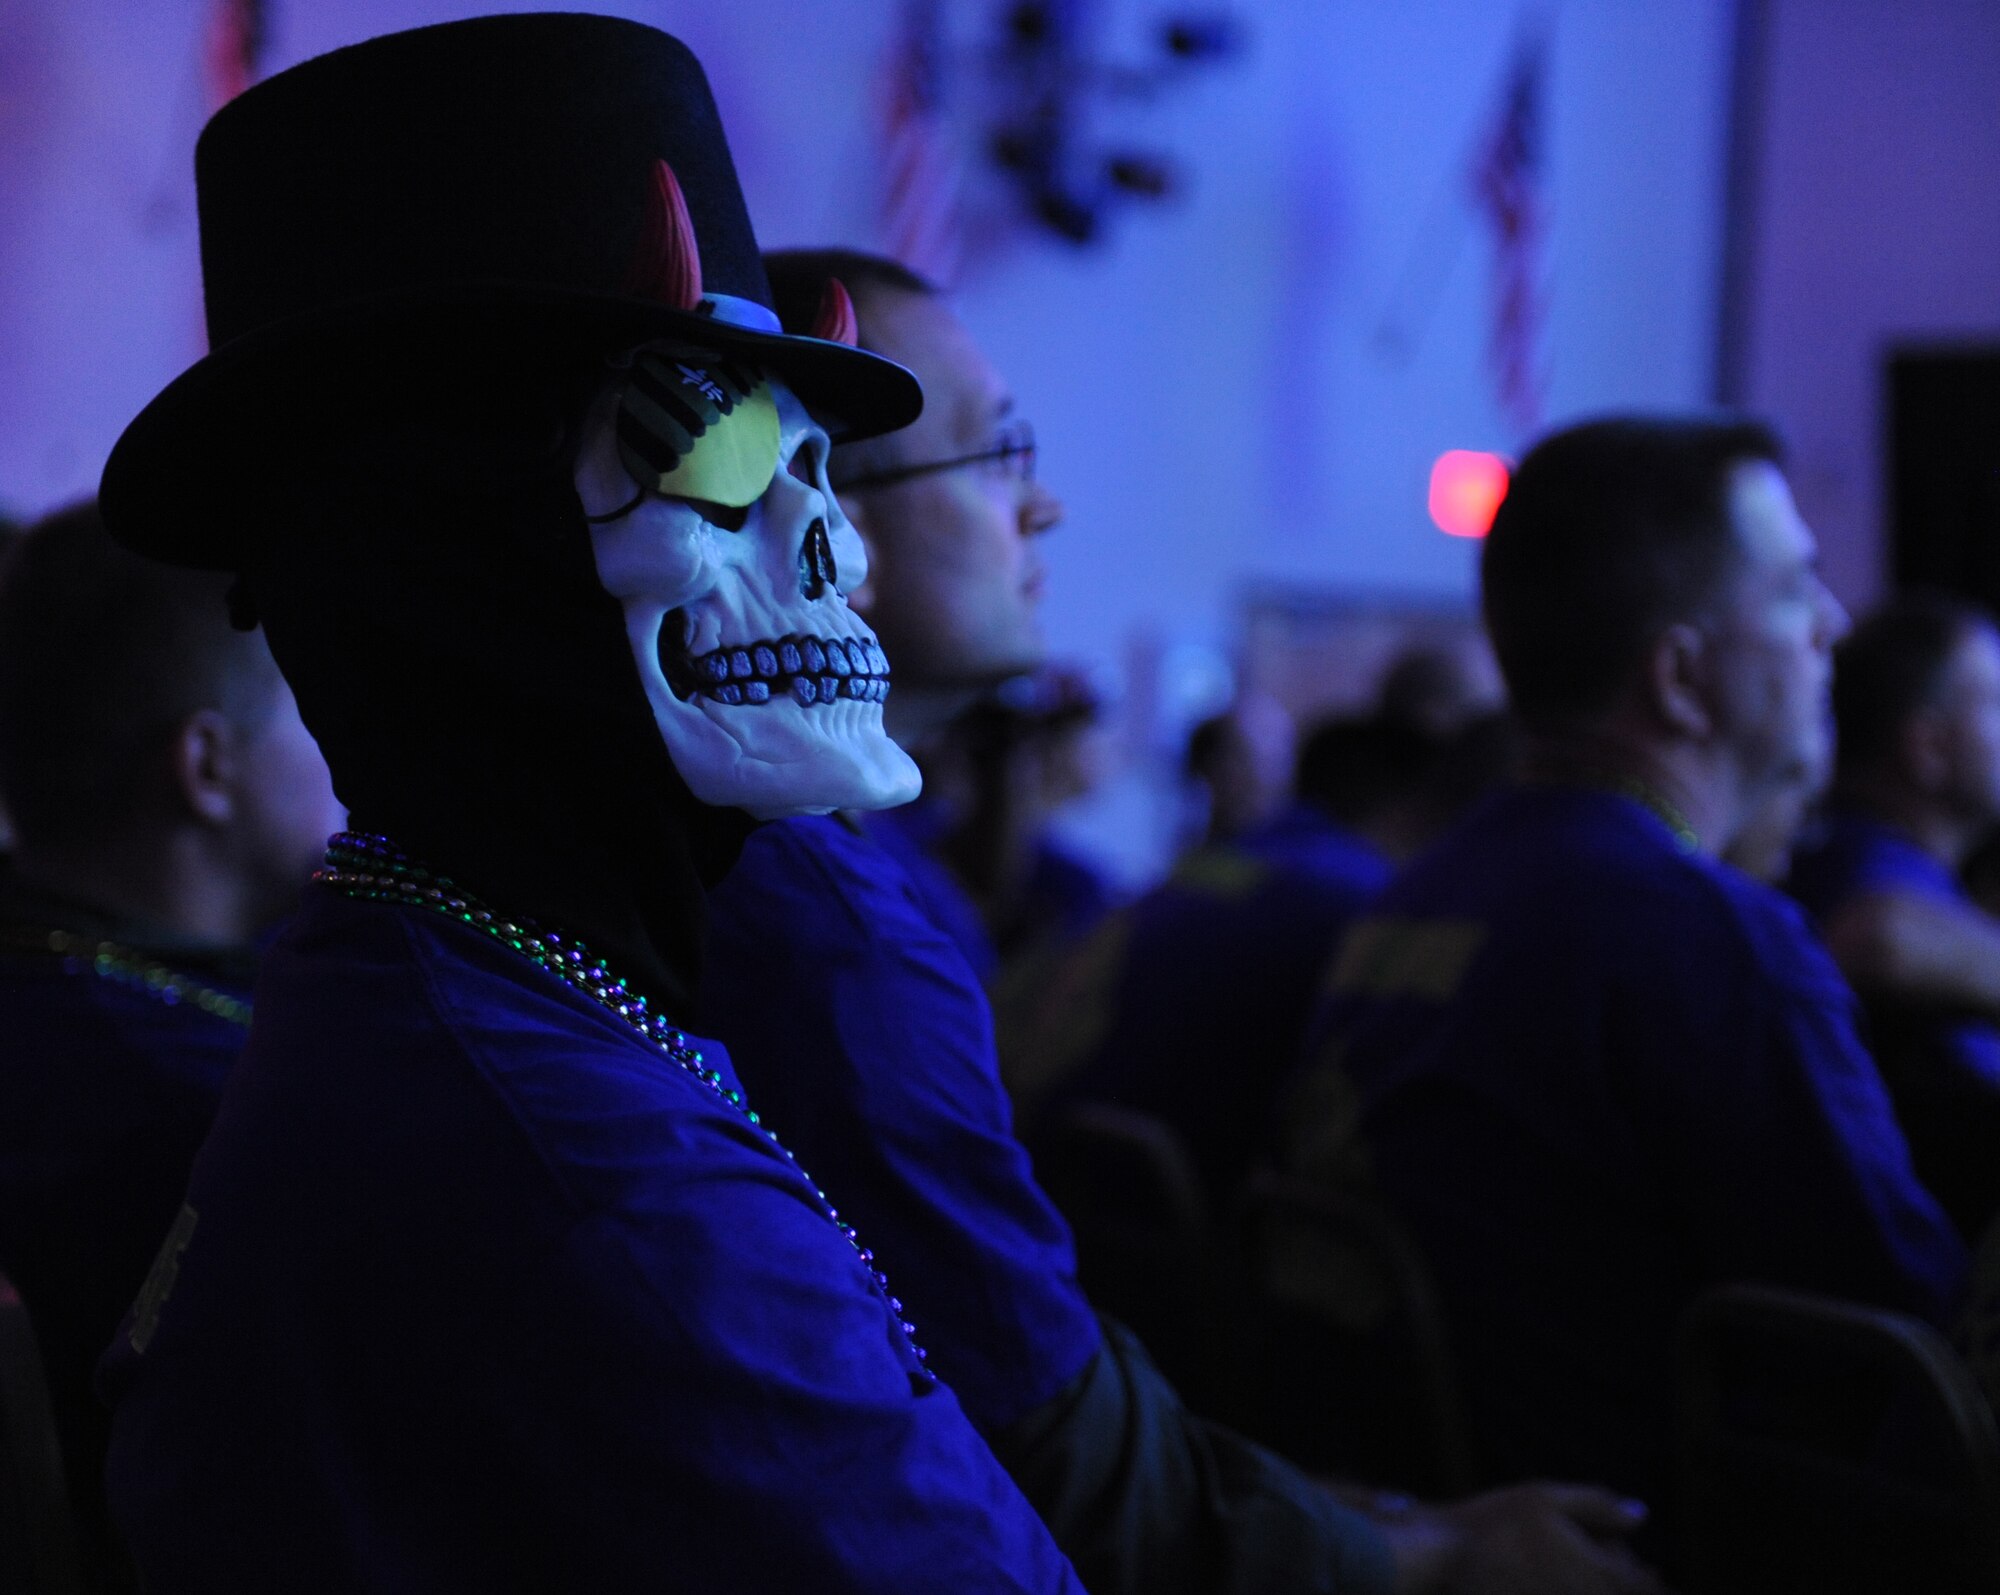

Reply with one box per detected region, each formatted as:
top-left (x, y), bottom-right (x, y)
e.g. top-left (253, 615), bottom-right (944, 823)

top-left (1428, 450), bottom-right (1510, 539)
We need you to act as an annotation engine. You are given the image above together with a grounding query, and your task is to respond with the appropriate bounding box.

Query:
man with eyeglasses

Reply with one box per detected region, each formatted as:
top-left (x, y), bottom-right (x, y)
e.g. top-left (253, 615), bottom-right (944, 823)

top-left (789, 254), bottom-right (1055, 981)
top-left (700, 249), bottom-right (1665, 1595)
top-left (815, 269), bottom-right (1052, 745)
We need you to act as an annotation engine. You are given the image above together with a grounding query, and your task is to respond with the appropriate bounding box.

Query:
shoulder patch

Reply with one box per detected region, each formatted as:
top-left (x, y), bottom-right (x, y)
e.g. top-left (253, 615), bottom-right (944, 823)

top-left (1168, 848), bottom-right (1270, 901)
top-left (129, 1202), bottom-right (199, 1353)
top-left (1328, 916), bottom-right (1487, 1001)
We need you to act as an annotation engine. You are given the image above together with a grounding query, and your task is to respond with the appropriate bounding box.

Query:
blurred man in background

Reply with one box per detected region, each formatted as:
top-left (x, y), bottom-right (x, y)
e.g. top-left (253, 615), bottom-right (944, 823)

top-left (923, 666), bottom-right (1120, 962)
top-left (0, 500), bottom-right (341, 1584)
top-left (1303, 417), bottom-right (1963, 1549)
top-left (1033, 710), bottom-right (1406, 1201)
top-left (1029, 652), bottom-right (1515, 1205)
top-left (1183, 692), bottom-right (1298, 852)
top-left (1789, 593), bottom-right (2000, 1238)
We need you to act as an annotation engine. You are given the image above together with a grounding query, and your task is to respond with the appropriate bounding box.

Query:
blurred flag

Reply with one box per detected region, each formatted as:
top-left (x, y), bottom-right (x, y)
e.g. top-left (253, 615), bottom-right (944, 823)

top-left (203, 0), bottom-right (267, 110)
top-left (879, 0), bottom-right (963, 287)
top-left (1470, 31), bottom-right (1548, 436)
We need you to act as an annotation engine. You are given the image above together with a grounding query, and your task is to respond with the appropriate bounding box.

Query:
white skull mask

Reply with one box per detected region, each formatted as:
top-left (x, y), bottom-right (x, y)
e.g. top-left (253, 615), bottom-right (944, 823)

top-left (576, 354), bottom-right (921, 820)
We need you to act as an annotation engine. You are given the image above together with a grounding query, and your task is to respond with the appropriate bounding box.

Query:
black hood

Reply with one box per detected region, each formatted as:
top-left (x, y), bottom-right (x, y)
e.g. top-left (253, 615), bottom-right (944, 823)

top-left (242, 339), bottom-right (750, 1018)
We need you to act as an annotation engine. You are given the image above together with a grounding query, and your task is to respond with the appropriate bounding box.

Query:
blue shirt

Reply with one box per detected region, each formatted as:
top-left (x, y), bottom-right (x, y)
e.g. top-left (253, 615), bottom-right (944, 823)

top-left (1787, 807), bottom-right (2000, 1239)
top-left (1788, 807), bottom-right (2000, 1091)
top-left (864, 800), bottom-right (999, 983)
top-left (1055, 805), bottom-right (1392, 1199)
top-left (704, 814), bottom-right (1103, 1432)
top-left (1310, 786), bottom-right (1965, 1500)
top-left (0, 912), bottom-right (247, 1576)
top-left (99, 887), bottom-right (1081, 1594)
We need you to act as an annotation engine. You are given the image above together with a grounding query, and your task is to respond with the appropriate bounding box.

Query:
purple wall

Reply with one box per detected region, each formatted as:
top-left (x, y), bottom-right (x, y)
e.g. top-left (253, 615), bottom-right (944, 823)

top-left (1744, 0), bottom-right (2000, 612)
top-left (0, 0), bottom-right (1731, 615)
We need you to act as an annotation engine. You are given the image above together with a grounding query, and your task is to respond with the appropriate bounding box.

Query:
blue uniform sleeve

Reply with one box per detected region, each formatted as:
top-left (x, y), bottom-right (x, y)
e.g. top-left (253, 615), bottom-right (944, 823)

top-left (1788, 815), bottom-right (1961, 922)
top-left (707, 818), bottom-right (1103, 1434)
top-left (511, 1107), bottom-right (1088, 1594)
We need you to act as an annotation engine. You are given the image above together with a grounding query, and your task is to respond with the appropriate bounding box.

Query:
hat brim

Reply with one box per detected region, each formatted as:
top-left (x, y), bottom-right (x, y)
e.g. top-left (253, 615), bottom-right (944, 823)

top-left (101, 281), bottom-right (923, 570)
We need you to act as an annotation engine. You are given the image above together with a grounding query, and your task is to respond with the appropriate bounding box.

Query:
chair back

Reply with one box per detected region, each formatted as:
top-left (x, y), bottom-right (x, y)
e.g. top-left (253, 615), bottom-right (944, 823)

top-left (1234, 1173), bottom-right (1478, 1496)
top-left (1031, 1102), bottom-right (1241, 1413)
top-left (0, 1270), bottom-right (83, 1595)
top-left (1678, 1282), bottom-right (2000, 1595)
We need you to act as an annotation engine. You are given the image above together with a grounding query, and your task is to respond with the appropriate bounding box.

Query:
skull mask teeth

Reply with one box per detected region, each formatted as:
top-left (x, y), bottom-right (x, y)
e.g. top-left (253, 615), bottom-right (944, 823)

top-left (664, 623), bottom-right (893, 708)
top-left (576, 356), bottom-right (921, 821)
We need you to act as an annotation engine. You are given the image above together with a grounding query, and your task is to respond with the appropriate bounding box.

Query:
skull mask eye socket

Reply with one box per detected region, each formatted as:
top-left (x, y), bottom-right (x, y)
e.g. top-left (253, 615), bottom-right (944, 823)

top-left (686, 499), bottom-right (751, 532)
top-left (787, 436), bottom-right (825, 487)
top-left (614, 348), bottom-right (780, 514)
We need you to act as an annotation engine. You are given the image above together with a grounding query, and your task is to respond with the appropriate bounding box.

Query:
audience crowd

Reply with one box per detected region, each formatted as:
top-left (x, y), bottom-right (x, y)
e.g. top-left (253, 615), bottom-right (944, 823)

top-left (2, 13), bottom-right (1997, 1594)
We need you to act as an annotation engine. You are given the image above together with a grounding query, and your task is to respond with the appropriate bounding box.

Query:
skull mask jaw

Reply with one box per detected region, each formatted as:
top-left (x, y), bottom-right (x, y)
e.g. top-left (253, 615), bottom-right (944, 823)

top-left (578, 364), bottom-right (922, 821)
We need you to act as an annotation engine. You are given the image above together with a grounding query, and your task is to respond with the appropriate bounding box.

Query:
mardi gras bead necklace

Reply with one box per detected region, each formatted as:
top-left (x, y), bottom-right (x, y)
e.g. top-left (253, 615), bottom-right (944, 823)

top-left (1601, 775), bottom-right (1701, 855)
top-left (313, 831), bottom-right (935, 1382)
top-left (1523, 752), bottom-right (1702, 856)
top-left (0, 927), bottom-right (252, 1027)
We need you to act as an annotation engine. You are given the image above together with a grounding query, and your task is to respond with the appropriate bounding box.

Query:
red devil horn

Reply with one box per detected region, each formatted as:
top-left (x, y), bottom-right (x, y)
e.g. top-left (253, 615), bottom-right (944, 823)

top-left (810, 277), bottom-right (859, 346)
top-left (622, 158), bottom-right (703, 311)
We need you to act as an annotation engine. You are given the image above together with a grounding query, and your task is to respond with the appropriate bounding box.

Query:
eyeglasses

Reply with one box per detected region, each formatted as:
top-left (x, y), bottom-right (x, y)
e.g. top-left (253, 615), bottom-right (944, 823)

top-left (832, 420), bottom-right (1036, 492)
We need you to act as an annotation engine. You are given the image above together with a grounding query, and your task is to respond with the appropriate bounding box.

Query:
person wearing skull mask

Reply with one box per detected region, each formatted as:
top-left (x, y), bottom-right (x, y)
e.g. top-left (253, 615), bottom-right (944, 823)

top-left (91, 19), bottom-right (1084, 1592)
top-left (702, 252), bottom-right (1669, 1595)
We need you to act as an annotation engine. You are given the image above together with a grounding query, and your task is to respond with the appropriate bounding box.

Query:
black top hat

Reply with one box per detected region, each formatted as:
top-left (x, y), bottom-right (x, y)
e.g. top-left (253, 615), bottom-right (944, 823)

top-left (102, 12), bottom-right (922, 570)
